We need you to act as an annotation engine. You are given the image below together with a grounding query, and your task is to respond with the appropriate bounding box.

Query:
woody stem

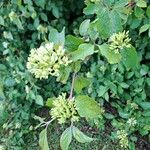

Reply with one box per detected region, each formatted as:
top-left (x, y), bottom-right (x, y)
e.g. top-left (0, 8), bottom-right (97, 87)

top-left (68, 72), bottom-right (76, 100)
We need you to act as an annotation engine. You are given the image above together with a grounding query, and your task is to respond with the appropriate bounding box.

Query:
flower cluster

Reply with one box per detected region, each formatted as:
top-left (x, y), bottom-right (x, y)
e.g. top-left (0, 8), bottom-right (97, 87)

top-left (109, 31), bottom-right (131, 54)
top-left (27, 42), bottom-right (72, 79)
top-left (50, 93), bottom-right (79, 124)
top-left (127, 118), bottom-right (137, 127)
top-left (117, 130), bottom-right (129, 148)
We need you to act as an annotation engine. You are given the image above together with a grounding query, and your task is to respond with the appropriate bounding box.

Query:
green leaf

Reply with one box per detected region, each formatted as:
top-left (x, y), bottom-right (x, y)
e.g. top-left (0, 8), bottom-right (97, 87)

top-left (139, 102), bottom-right (150, 110)
top-left (121, 46), bottom-right (138, 69)
top-left (139, 24), bottom-right (150, 34)
top-left (118, 110), bottom-right (130, 119)
top-left (72, 126), bottom-right (93, 143)
top-left (79, 19), bottom-right (90, 36)
top-left (56, 66), bottom-right (71, 84)
top-left (120, 82), bottom-right (129, 89)
top-left (60, 127), bottom-right (72, 150)
top-left (75, 95), bottom-right (102, 118)
top-left (39, 129), bottom-right (49, 150)
top-left (71, 61), bottom-right (81, 73)
top-left (83, 3), bottom-right (97, 15)
top-left (143, 111), bottom-right (150, 117)
top-left (97, 85), bottom-right (107, 97)
top-left (0, 16), bottom-right (4, 26)
top-left (146, 6), bottom-right (150, 18)
top-left (65, 35), bottom-right (84, 52)
top-left (74, 76), bottom-right (90, 94)
top-left (70, 43), bottom-right (94, 61)
top-left (35, 95), bottom-right (44, 106)
top-left (98, 44), bottom-right (121, 64)
top-left (136, 0), bottom-right (147, 8)
top-left (48, 27), bottom-right (65, 45)
top-left (97, 8), bottom-right (122, 39)
top-left (46, 97), bottom-right (55, 108)
top-left (104, 113), bottom-right (115, 119)
top-left (134, 7), bottom-right (144, 18)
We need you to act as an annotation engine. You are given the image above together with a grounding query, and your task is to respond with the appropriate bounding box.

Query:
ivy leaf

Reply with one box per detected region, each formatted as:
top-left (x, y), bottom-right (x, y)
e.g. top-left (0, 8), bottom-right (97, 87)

top-left (79, 19), bottom-right (90, 36)
top-left (39, 129), bottom-right (49, 150)
top-left (60, 127), bottom-right (72, 150)
top-left (75, 95), bottom-right (102, 118)
top-left (98, 44), bottom-right (121, 64)
top-left (65, 35), bottom-right (84, 52)
top-left (121, 46), bottom-right (138, 69)
top-left (70, 43), bottom-right (94, 61)
top-left (72, 126), bottom-right (93, 143)
top-left (74, 76), bottom-right (90, 94)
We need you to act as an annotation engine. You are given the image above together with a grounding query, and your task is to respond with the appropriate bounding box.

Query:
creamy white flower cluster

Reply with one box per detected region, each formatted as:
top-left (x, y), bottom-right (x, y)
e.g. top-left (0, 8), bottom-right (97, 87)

top-left (50, 93), bottom-right (79, 124)
top-left (127, 118), bottom-right (137, 127)
top-left (117, 130), bottom-right (129, 148)
top-left (27, 43), bottom-right (72, 79)
top-left (109, 31), bottom-right (131, 54)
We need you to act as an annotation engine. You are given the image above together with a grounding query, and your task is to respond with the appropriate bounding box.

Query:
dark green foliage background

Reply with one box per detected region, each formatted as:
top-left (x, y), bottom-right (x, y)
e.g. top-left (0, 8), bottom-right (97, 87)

top-left (0, 0), bottom-right (150, 149)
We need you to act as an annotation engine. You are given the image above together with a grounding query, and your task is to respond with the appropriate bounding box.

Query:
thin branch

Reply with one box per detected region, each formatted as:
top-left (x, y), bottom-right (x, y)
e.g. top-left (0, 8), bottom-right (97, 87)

top-left (68, 72), bottom-right (76, 100)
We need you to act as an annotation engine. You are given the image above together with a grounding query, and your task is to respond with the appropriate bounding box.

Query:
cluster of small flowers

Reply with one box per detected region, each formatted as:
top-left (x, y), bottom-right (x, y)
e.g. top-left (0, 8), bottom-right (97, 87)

top-left (27, 42), bottom-right (72, 79)
top-left (127, 118), bottom-right (137, 127)
top-left (109, 31), bottom-right (131, 54)
top-left (117, 130), bottom-right (129, 148)
top-left (50, 93), bottom-right (79, 124)
top-left (0, 145), bottom-right (5, 150)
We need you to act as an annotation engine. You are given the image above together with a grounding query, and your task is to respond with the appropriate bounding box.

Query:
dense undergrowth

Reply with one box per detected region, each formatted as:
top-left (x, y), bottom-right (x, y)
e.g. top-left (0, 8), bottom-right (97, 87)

top-left (0, 0), bottom-right (150, 150)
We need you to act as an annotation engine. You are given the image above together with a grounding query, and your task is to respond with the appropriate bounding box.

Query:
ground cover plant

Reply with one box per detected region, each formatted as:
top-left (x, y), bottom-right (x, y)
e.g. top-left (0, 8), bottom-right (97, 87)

top-left (0, 0), bottom-right (150, 150)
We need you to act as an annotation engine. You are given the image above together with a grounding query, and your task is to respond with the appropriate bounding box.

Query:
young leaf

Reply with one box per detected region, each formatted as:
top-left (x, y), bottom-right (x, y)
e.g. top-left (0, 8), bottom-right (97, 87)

top-left (70, 43), bottom-right (94, 61)
top-left (39, 129), bottom-right (49, 150)
top-left (74, 76), bottom-right (90, 94)
top-left (72, 126), bottom-right (93, 143)
top-left (60, 127), bottom-right (72, 150)
top-left (75, 95), bottom-right (102, 118)
top-left (46, 97), bottom-right (55, 108)
top-left (79, 19), bottom-right (90, 36)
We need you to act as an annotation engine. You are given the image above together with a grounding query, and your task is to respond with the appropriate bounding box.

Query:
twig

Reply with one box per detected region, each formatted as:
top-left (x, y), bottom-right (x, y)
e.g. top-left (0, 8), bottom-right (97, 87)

top-left (68, 72), bottom-right (76, 100)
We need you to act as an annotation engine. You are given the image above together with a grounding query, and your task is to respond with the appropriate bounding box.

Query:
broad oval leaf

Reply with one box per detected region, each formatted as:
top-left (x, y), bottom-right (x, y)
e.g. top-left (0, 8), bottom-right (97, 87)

top-left (70, 43), bottom-right (94, 61)
top-left (72, 126), bottom-right (93, 143)
top-left (98, 44), bottom-right (121, 64)
top-left (79, 19), bottom-right (90, 36)
top-left (75, 95), bottom-right (102, 118)
top-left (60, 127), bottom-right (72, 150)
top-left (139, 102), bottom-right (150, 110)
top-left (39, 129), bottom-right (49, 150)
top-left (121, 46), bottom-right (138, 69)
top-left (74, 76), bottom-right (90, 94)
